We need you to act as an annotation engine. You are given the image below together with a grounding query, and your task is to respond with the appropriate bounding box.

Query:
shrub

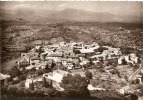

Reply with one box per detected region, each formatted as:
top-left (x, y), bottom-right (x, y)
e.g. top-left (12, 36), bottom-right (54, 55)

top-left (130, 93), bottom-right (138, 100)
top-left (7, 85), bottom-right (18, 95)
top-left (85, 71), bottom-right (93, 80)
top-left (16, 87), bottom-right (25, 96)
top-left (36, 69), bottom-right (44, 75)
top-left (19, 81), bottom-right (25, 87)
top-left (135, 79), bottom-right (140, 84)
top-left (19, 74), bottom-right (26, 81)
top-left (9, 66), bottom-right (21, 78)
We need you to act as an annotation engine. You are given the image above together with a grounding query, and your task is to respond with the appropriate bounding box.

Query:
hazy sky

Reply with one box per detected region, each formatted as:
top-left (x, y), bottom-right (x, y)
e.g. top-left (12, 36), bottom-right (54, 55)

top-left (0, 1), bottom-right (142, 16)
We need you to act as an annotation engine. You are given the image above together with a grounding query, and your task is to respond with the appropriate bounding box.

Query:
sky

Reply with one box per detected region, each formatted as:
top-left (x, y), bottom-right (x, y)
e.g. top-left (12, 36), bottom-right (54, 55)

top-left (0, 1), bottom-right (142, 16)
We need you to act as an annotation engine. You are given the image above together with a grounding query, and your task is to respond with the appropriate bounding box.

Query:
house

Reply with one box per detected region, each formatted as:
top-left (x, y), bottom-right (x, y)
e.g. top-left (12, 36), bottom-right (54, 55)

top-left (124, 55), bottom-right (134, 64)
top-left (90, 54), bottom-right (107, 61)
top-left (77, 54), bottom-right (86, 62)
top-left (80, 60), bottom-right (90, 67)
top-left (73, 42), bottom-right (84, 49)
top-left (46, 54), bottom-right (63, 62)
top-left (21, 53), bottom-right (29, 59)
top-left (129, 53), bottom-right (139, 63)
top-left (17, 57), bottom-right (30, 68)
top-left (56, 59), bottom-right (62, 66)
top-left (88, 84), bottom-right (105, 91)
top-left (61, 58), bottom-right (67, 66)
top-left (59, 41), bottom-right (67, 47)
top-left (90, 42), bottom-right (100, 48)
top-left (65, 61), bottom-right (74, 70)
top-left (43, 69), bottom-right (69, 83)
top-left (25, 78), bottom-right (43, 88)
top-left (67, 54), bottom-right (79, 64)
top-left (29, 53), bottom-right (39, 59)
top-left (0, 73), bottom-right (10, 85)
top-left (49, 44), bottom-right (59, 49)
top-left (30, 57), bottom-right (41, 65)
top-left (119, 86), bottom-right (133, 95)
top-left (118, 56), bottom-right (125, 65)
top-left (45, 59), bottom-right (54, 68)
top-left (102, 46), bottom-right (122, 56)
top-left (25, 65), bottom-right (35, 70)
top-left (61, 58), bottom-right (74, 70)
top-left (92, 60), bottom-right (101, 65)
top-left (79, 48), bottom-right (95, 54)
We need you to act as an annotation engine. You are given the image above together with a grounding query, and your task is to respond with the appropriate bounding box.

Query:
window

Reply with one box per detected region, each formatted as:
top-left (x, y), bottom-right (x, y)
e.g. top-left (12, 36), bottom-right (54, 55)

top-left (32, 63), bottom-right (35, 65)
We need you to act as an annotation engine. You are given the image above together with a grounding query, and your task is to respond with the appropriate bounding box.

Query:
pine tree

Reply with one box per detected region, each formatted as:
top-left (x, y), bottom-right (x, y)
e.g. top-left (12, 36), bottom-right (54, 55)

top-left (43, 77), bottom-right (48, 88)
top-left (50, 80), bottom-right (53, 88)
top-left (29, 80), bottom-right (34, 90)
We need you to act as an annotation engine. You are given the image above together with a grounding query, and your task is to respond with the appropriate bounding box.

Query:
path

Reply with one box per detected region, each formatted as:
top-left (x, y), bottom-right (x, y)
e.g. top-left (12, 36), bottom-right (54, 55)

top-left (128, 64), bottom-right (142, 81)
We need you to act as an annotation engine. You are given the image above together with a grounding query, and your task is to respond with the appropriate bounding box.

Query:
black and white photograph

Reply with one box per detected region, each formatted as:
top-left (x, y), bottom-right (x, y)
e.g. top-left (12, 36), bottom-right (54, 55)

top-left (0, 1), bottom-right (143, 100)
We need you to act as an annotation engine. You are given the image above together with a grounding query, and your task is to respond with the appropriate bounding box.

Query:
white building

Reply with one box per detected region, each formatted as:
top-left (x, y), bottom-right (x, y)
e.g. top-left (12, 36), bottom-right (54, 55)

top-left (43, 69), bottom-right (69, 83)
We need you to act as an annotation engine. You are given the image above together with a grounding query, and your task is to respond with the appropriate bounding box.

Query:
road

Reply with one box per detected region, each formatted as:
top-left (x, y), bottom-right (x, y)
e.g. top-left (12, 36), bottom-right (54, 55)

top-left (128, 64), bottom-right (142, 81)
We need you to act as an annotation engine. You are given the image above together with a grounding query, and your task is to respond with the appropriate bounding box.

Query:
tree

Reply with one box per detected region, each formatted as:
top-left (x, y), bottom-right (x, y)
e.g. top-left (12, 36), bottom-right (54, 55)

top-left (135, 79), bottom-right (140, 84)
top-left (9, 66), bottom-right (21, 78)
top-left (7, 85), bottom-right (18, 95)
top-left (130, 93), bottom-right (138, 100)
top-left (4, 79), bottom-right (9, 86)
top-left (36, 68), bottom-right (44, 75)
top-left (43, 88), bottom-right (58, 97)
top-left (85, 71), bottom-right (93, 80)
top-left (19, 81), bottom-right (25, 87)
top-left (31, 67), bottom-right (36, 74)
top-left (24, 88), bottom-right (32, 96)
top-left (73, 49), bottom-right (81, 54)
top-left (1, 85), bottom-right (8, 95)
top-left (29, 81), bottom-right (34, 90)
top-left (43, 77), bottom-right (49, 88)
top-left (32, 89), bottom-right (44, 96)
top-left (97, 46), bottom-right (108, 53)
top-left (16, 87), bottom-right (25, 96)
top-left (19, 74), bottom-right (26, 81)
top-left (121, 59), bottom-right (127, 65)
top-left (61, 74), bottom-right (90, 97)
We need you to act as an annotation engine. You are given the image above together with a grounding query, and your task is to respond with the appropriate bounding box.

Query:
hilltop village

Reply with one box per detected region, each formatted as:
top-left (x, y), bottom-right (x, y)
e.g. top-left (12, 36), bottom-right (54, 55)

top-left (1, 41), bottom-right (143, 99)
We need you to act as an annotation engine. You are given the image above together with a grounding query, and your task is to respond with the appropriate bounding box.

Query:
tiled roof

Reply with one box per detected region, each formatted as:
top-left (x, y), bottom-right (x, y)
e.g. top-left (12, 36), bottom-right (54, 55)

top-left (68, 55), bottom-right (79, 58)
top-left (47, 54), bottom-right (63, 57)
top-left (31, 57), bottom-right (41, 60)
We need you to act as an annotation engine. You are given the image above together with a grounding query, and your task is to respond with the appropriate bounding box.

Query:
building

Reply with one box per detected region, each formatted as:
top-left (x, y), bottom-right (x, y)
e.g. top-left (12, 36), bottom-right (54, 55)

top-left (43, 69), bottom-right (69, 83)
top-left (46, 54), bottom-right (63, 62)
top-left (67, 54), bottom-right (79, 64)
top-left (17, 57), bottom-right (30, 68)
top-left (65, 61), bottom-right (74, 70)
top-left (25, 78), bottom-right (43, 88)
top-left (0, 73), bottom-right (10, 85)
top-left (90, 54), bottom-right (107, 61)
top-left (30, 57), bottom-right (41, 65)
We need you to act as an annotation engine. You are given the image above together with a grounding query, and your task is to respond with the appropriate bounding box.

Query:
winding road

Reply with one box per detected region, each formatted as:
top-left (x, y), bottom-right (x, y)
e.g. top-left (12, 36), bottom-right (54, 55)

top-left (128, 64), bottom-right (142, 81)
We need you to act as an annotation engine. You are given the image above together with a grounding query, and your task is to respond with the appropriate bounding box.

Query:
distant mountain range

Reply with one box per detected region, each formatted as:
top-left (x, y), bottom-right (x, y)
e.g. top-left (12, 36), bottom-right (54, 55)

top-left (0, 8), bottom-right (142, 23)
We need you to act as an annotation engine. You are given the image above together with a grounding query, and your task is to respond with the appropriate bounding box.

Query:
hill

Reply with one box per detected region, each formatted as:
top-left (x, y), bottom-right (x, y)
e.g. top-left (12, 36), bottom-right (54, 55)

top-left (0, 8), bottom-right (142, 23)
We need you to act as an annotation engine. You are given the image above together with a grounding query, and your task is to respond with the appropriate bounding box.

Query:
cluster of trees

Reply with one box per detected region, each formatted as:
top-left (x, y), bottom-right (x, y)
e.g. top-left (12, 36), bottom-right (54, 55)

top-left (61, 74), bottom-right (90, 98)
top-left (90, 90), bottom-right (129, 100)
top-left (1, 84), bottom-right (60, 97)
top-left (1, 77), bottom-right (60, 98)
top-left (131, 79), bottom-right (140, 84)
